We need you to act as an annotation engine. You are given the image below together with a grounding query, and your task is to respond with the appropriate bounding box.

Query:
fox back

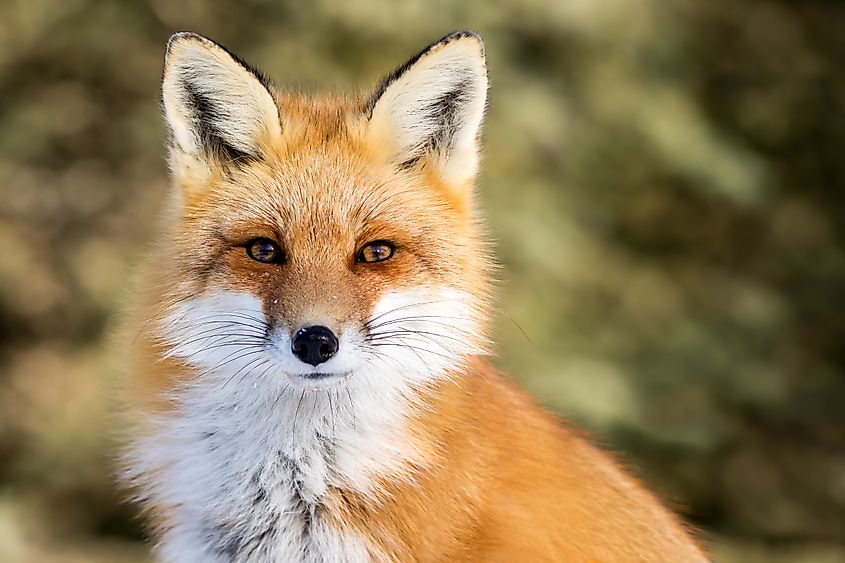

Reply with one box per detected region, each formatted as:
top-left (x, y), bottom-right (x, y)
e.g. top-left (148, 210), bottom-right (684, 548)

top-left (122, 31), bottom-right (707, 562)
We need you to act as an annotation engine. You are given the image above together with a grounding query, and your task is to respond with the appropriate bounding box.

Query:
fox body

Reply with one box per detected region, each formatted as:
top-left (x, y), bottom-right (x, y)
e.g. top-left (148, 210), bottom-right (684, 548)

top-left (122, 31), bottom-right (707, 562)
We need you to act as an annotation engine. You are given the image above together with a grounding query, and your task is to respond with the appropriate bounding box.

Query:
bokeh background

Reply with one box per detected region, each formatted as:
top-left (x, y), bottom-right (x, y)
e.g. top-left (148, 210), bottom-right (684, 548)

top-left (2, 0), bottom-right (844, 561)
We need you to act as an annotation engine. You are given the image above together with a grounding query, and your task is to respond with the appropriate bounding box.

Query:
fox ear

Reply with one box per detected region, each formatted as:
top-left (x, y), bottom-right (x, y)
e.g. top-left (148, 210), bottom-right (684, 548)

top-left (366, 31), bottom-right (488, 188)
top-left (162, 32), bottom-right (281, 169)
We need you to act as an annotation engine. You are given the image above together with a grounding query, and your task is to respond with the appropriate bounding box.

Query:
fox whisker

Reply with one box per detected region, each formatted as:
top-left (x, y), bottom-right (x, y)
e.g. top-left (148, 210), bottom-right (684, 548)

top-left (365, 314), bottom-right (468, 332)
top-left (186, 348), bottom-right (265, 383)
top-left (162, 331), bottom-right (266, 353)
top-left (366, 328), bottom-right (468, 348)
top-left (270, 383), bottom-right (291, 411)
top-left (292, 390), bottom-right (306, 436)
top-left (364, 298), bottom-right (462, 328)
top-left (221, 356), bottom-right (271, 390)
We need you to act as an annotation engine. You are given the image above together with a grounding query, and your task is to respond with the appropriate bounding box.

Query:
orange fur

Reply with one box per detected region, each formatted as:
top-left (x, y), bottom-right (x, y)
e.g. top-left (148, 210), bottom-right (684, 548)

top-left (337, 359), bottom-right (707, 561)
top-left (122, 31), bottom-right (708, 562)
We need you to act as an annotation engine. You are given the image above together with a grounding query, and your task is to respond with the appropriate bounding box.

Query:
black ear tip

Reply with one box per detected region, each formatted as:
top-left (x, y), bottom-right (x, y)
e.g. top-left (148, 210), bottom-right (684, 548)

top-left (438, 30), bottom-right (485, 53)
top-left (431, 30), bottom-right (486, 65)
top-left (167, 31), bottom-right (206, 52)
top-left (443, 30), bottom-right (483, 43)
top-left (163, 32), bottom-right (273, 91)
top-left (364, 30), bottom-right (488, 118)
top-left (165, 31), bottom-right (226, 63)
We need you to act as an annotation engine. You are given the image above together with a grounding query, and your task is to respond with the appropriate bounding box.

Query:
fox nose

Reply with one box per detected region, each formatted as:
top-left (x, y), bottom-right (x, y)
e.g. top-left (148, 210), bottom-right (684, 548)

top-left (291, 326), bottom-right (338, 366)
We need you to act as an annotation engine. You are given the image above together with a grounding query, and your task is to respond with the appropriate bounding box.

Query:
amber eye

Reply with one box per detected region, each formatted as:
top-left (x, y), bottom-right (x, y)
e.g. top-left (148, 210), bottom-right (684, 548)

top-left (356, 240), bottom-right (395, 264)
top-left (246, 238), bottom-right (284, 263)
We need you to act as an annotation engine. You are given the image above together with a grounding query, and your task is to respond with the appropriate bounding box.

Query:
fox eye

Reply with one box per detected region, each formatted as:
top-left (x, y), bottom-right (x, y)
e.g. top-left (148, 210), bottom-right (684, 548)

top-left (246, 238), bottom-right (284, 263)
top-left (357, 240), bottom-right (395, 264)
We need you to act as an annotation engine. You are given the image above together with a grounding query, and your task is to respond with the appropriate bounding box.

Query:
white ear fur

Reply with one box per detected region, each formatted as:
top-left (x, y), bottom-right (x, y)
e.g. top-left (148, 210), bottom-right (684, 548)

top-left (162, 32), bottom-right (281, 165)
top-left (367, 31), bottom-right (488, 187)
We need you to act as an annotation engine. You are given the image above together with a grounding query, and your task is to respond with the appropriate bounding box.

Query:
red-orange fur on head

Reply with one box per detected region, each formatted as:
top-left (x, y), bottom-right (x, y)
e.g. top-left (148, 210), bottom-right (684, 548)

top-left (147, 75), bottom-right (494, 371)
top-left (121, 31), bottom-right (708, 562)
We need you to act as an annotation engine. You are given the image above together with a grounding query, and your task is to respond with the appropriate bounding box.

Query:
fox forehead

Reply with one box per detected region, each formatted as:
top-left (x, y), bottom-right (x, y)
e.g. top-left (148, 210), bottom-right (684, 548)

top-left (179, 154), bottom-right (465, 275)
top-left (172, 141), bottom-right (474, 325)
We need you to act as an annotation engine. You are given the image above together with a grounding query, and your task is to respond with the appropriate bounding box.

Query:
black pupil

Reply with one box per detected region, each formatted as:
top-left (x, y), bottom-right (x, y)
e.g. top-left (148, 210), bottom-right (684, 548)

top-left (253, 241), bottom-right (275, 260)
top-left (366, 243), bottom-right (392, 262)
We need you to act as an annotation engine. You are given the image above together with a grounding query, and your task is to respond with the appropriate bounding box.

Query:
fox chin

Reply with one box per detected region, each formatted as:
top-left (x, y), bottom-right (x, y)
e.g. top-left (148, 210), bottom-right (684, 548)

top-left (119, 30), bottom-right (708, 562)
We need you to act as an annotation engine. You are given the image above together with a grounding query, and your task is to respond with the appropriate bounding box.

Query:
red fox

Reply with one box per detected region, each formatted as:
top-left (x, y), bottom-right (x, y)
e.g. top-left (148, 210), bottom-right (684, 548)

top-left (122, 30), bottom-right (708, 562)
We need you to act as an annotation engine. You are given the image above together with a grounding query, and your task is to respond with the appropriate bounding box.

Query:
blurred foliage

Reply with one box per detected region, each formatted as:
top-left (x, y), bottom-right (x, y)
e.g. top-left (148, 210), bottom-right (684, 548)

top-left (1, 0), bottom-right (844, 560)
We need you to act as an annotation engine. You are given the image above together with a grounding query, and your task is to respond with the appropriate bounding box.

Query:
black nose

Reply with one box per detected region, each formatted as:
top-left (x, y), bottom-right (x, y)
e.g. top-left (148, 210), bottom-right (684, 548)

top-left (291, 326), bottom-right (338, 366)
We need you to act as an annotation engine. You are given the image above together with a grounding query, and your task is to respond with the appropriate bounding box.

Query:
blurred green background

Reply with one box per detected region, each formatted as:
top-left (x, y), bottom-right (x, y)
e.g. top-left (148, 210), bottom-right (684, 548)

top-left (2, 0), bottom-right (844, 561)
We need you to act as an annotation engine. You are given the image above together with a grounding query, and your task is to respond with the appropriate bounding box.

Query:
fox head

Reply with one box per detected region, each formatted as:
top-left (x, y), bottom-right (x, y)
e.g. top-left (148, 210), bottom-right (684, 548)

top-left (148, 31), bottom-right (491, 411)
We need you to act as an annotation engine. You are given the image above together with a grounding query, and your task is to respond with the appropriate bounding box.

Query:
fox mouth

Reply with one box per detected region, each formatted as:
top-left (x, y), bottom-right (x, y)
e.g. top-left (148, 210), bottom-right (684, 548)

top-left (290, 371), bottom-right (353, 389)
top-left (299, 372), bottom-right (340, 380)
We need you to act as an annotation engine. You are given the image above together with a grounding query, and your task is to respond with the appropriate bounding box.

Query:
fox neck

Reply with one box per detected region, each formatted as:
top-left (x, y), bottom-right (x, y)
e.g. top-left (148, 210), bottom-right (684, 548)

top-left (129, 357), bottom-right (464, 561)
top-left (163, 364), bottom-right (432, 498)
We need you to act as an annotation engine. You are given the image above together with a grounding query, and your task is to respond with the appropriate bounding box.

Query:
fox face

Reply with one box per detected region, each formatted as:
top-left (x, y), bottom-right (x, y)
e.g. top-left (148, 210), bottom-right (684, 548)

top-left (152, 32), bottom-right (491, 398)
top-left (127, 32), bottom-right (709, 563)
top-left (126, 33), bottom-right (493, 558)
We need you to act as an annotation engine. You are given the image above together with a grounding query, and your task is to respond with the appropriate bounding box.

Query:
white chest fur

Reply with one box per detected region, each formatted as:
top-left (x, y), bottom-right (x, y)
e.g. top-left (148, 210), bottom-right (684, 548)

top-left (125, 290), bottom-right (478, 562)
top-left (129, 379), bottom-right (404, 562)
